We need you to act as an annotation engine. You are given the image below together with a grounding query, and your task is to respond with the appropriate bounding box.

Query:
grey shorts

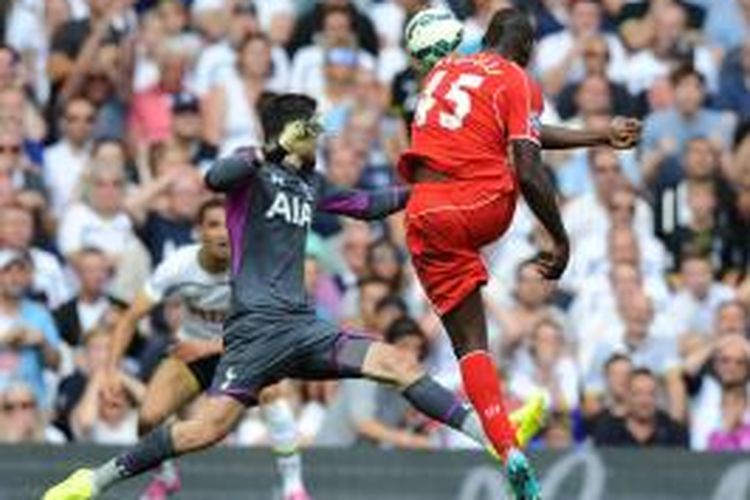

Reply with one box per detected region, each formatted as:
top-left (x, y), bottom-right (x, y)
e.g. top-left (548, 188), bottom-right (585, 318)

top-left (208, 312), bottom-right (373, 406)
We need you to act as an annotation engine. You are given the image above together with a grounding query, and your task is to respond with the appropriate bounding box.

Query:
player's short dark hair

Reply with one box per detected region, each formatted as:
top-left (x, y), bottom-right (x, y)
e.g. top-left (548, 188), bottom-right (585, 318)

top-left (258, 93), bottom-right (317, 143)
top-left (384, 317), bottom-right (429, 360)
top-left (196, 197), bottom-right (226, 225)
top-left (482, 8), bottom-right (534, 64)
top-left (670, 64), bottom-right (705, 88)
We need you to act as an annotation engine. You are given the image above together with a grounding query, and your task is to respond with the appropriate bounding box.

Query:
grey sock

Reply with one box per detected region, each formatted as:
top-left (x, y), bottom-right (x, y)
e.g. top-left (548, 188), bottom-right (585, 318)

top-left (92, 458), bottom-right (121, 495)
top-left (402, 375), bottom-right (471, 431)
top-left (94, 425), bottom-right (176, 493)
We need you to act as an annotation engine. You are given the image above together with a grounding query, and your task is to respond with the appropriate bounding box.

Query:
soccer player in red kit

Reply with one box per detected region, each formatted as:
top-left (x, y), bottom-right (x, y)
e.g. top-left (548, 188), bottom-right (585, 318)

top-left (398, 8), bottom-right (611, 497)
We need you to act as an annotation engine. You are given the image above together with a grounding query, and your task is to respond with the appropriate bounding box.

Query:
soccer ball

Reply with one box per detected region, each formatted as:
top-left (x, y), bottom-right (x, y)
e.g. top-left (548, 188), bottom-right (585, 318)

top-left (405, 8), bottom-right (464, 74)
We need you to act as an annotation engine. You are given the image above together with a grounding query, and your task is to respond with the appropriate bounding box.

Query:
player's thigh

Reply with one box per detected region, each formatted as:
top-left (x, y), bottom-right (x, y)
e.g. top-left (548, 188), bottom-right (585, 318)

top-left (140, 357), bottom-right (202, 428)
top-left (257, 381), bottom-right (288, 405)
top-left (288, 322), bottom-right (378, 382)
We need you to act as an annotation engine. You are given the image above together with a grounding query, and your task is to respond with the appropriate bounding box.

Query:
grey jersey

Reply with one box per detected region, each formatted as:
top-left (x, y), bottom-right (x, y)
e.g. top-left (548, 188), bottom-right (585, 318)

top-left (204, 149), bottom-right (409, 316)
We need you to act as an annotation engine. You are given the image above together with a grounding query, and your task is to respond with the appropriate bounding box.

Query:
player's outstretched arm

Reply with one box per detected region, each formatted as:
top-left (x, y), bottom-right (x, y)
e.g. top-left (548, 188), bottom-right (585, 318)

top-left (540, 117), bottom-right (642, 150)
top-left (317, 180), bottom-right (411, 220)
top-left (513, 139), bottom-right (569, 279)
top-left (204, 148), bottom-right (261, 193)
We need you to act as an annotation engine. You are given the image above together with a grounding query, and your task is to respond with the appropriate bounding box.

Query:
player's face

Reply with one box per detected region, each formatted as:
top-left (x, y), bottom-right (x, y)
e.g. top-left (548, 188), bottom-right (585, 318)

top-left (200, 207), bottom-right (230, 261)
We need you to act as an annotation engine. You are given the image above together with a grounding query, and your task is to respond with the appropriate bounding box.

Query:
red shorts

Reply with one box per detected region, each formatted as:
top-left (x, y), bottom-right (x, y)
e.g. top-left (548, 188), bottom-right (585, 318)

top-left (406, 181), bottom-right (517, 315)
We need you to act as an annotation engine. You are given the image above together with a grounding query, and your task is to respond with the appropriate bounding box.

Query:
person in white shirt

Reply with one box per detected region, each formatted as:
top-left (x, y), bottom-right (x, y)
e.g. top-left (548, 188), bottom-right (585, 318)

top-left (190, 0), bottom-right (236, 97)
top-left (534, 0), bottom-right (627, 96)
top-left (584, 292), bottom-right (687, 422)
top-left (289, 4), bottom-right (375, 101)
top-left (0, 204), bottom-right (69, 308)
top-left (625, 2), bottom-right (718, 96)
top-left (562, 148), bottom-right (653, 252)
top-left (664, 252), bottom-right (736, 339)
top-left (203, 34), bottom-right (279, 157)
top-left (43, 97), bottom-right (95, 219)
top-left (509, 319), bottom-right (580, 412)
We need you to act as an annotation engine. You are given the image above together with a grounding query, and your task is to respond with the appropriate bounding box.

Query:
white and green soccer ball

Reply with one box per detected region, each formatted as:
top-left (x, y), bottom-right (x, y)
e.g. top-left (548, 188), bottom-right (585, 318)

top-left (405, 8), bottom-right (464, 74)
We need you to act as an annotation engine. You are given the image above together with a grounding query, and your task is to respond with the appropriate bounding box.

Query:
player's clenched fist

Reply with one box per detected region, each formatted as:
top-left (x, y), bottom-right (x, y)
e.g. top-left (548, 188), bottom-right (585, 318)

top-left (608, 117), bottom-right (642, 149)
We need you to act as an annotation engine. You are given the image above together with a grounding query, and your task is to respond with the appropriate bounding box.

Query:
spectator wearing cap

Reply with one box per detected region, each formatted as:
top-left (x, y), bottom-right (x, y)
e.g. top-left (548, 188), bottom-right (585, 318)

top-left (689, 335), bottom-right (750, 451)
top-left (0, 249), bottom-right (61, 405)
top-left (287, 0), bottom-right (378, 57)
top-left (170, 92), bottom-right (217, 170)
top-left (204, 34), bottom-right (276, 157)
top-left (592, 368), bottom-right (688, 447)
top-left (290, 4), bottom-right (375, 102)
top-left (0, 204), bottom-right (69, 308)
top-left (43, 97), bottom-right (95, 218)
top-left (535, 0), bottom-right (628, 97)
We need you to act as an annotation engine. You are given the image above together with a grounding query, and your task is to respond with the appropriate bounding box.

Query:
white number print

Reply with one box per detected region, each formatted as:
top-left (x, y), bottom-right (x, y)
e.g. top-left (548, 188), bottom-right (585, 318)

top-left (414, 70), bottom-right (485, 130)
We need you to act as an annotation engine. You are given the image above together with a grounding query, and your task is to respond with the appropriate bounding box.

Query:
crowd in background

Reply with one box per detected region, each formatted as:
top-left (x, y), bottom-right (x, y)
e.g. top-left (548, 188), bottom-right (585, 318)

top-left (0, 0), bottom-right (749, 454)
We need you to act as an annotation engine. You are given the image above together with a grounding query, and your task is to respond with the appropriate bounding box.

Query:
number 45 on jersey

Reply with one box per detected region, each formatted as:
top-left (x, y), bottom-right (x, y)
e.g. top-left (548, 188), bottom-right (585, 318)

top-left (414, 70), bottom-right (485, 130)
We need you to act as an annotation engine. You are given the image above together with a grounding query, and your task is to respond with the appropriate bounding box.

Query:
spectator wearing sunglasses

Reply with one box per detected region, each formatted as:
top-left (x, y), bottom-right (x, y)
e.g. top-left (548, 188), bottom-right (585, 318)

top-left (0, 380), bottom-right (65, 444)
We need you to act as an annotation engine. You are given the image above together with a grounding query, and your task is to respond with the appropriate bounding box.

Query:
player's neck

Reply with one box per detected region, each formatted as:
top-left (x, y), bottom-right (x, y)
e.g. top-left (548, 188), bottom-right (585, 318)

top-left (198, 247), bottom-right (229, 274)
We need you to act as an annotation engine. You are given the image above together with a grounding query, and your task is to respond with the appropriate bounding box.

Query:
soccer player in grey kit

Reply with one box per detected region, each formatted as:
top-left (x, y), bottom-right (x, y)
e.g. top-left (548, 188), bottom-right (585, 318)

top-left (44, 94), bottom-right (540, 499)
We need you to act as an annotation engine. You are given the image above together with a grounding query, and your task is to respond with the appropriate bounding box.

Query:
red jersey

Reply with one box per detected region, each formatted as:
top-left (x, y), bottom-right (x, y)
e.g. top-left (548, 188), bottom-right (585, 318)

top-left (399, 52), bottom-right (544, 187)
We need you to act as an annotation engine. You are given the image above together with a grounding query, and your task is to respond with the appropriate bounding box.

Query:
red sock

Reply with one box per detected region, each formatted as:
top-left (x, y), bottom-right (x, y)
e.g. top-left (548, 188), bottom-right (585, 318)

top-left (459, 351), bottom-right (516, 458)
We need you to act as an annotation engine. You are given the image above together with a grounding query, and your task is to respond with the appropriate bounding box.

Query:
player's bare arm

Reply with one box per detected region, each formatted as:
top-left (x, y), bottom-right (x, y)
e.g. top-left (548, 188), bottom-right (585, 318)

top-left (512, 139), bottom-right (569, 279)
top-left (540, 117), bottom-right (642, 150)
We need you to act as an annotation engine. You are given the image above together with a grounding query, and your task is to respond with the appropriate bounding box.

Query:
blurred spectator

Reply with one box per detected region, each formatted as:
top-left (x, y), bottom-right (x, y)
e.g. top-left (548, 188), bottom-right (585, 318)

top-left (487, 259), bottom-right (566, 364)
top-left (204, 34), bottom-right (279, 156)
top-left (287, 0), bottom-right (378, 57)
top-left (188, 0), bottom-right (234, 97)
top-left (651, 137), bottom-right (732, 248)
top-left (315, 316), bottom-right (433, 448)
top-left (556, 36), bottom-right (636, 120)
top-left (591, 368), bottom-right (689, 447)
top-left (365, 239), bottom-right (405, 295)
top-left (53, 327), bottom-right (111, 439)
top-left (331, 219), bottom-right (373, 304)
top-left (0, 380), bottom-right (65, 444)
top-left (130, 168), bottom-right (205, 265)
top-left (290, 5), bottom-right (375, 101)
top-left (509, 319), bottom-right (580, 412)
top-left (663, 181), bottom-right (731, 272)
top-left (53, 248), bottom-right (126, 349)
top-left (43, 97), bottom-right (94, 218)
top-left (0, 249), bottom-right (60, 405)
top-left (664, 252), bottom-right (735, 339)
top-left (562, 147), bottom-right (653, 249)
top-left (586, 292), bottom-right (686, 421)
top-left (641, 67), bottom-right (735, 185)
top-left (690, 334), bottom-right (750, 451)
top-left (344, 277), bottom-right (391, 333)
top-left (718, 40), bottom-right (750, 123)
top-left (583, 353), bottom-right (633, 422)
top-left (703, 0), bottom-right (750, 56)
top-left (70, 367), bottom-right (143, 444)
top-left (624, 3), bottom-right (717, 96)
top-left (535, 0), bottom-right (627, 96)
top-left (726, 176), bottom-right (750, 277)
top-left (0, 204), bottom-right (69, 308)
top-left (0, 126), bottom-right (48, 219)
